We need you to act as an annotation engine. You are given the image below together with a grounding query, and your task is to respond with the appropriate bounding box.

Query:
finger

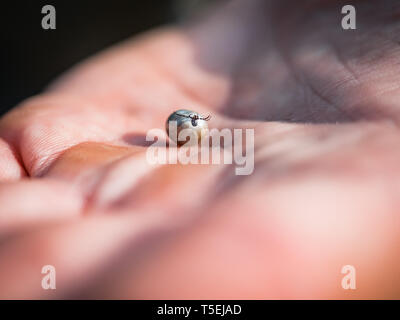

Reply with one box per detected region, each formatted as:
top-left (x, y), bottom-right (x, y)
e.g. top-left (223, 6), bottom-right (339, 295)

top-left (0, 209), bottom-right (172, 299)
top-left (0, 139), bottom-right (25, 181)
top-left (0, 179), bottom-right (82, 233)
top-left (0, 94), bottom-right (141, 177)
top-left (0, 93), bottom-right (226, 179)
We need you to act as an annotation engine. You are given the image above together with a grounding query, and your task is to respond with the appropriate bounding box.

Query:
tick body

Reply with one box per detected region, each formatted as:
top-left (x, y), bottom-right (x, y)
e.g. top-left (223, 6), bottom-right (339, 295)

top-left (166, 109), bottom-right (211, 146)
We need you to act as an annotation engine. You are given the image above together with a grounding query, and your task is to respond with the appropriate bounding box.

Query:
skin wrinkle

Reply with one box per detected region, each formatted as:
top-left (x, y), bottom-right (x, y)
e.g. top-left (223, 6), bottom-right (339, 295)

top-left (268, 3), bottom-right (357, 122)
top-left (84, 151), bottom-right (157, 210)
top-left (0, 138), bottom-right (27, 180)
top-left (329, 40), bottom-right (360, 84)
top-left (327, 38), bottom-right (400, 122)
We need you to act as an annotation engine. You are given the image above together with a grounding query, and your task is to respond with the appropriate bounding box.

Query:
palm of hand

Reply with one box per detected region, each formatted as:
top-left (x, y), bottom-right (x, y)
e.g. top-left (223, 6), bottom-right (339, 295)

top-left (0, 0), bottom-right (399, 298)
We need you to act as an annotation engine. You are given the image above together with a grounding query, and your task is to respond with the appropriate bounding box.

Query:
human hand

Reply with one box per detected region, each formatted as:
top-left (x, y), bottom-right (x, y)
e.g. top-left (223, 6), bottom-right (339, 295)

top-left (0, 0), bottom-right (399, 298)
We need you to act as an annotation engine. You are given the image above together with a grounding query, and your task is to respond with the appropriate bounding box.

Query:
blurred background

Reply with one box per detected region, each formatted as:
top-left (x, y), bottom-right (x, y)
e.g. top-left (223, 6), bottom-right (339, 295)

top-left (0, 0), bottom-right (217, 116)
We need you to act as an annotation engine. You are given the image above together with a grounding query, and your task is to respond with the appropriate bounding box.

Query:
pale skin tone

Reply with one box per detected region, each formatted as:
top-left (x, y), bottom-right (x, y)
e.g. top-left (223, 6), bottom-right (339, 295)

top-left (0, 0), bottom-right (399, 298)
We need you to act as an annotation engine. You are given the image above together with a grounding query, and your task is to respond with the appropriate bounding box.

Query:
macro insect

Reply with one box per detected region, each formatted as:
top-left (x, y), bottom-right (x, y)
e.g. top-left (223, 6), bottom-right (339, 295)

top-left (175, 111), bottom-right (211, 127)
top-left (165, 109), bottom-right (211, 146)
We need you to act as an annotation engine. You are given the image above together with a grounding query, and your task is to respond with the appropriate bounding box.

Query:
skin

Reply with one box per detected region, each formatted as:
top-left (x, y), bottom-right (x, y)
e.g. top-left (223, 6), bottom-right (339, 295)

top-left (0, 0), bottom-right (400, 299)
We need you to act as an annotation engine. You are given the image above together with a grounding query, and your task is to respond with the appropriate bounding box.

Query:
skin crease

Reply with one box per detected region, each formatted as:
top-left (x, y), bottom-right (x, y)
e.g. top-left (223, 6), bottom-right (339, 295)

top-left (0, 0), bottom-right (400, 299)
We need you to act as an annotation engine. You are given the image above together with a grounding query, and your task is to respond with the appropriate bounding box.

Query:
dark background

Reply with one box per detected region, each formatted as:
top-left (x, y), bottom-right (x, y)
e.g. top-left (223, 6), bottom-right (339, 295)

top-left (0, 1), bottom-right (182, 116)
